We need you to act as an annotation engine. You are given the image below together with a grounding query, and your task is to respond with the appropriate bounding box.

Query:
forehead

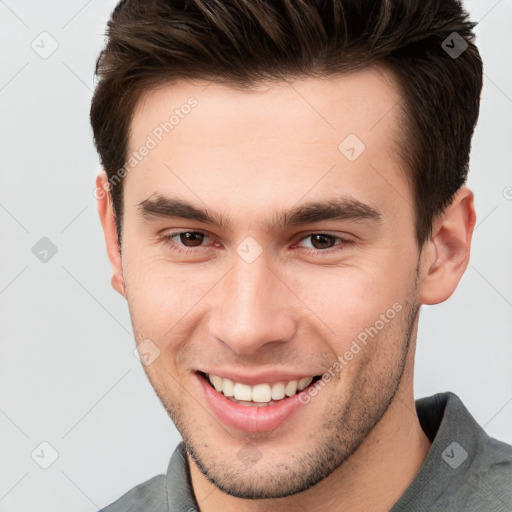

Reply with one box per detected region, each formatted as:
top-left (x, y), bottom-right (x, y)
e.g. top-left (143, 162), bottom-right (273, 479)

top-left (124, 67), bottom-right (411, 227)
top-left (130, 66), bottom-right (403, 146)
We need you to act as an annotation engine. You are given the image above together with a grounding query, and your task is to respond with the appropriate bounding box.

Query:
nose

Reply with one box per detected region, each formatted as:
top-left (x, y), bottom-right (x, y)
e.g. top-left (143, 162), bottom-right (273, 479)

top-left (209, 254), bottom-right (297, 355)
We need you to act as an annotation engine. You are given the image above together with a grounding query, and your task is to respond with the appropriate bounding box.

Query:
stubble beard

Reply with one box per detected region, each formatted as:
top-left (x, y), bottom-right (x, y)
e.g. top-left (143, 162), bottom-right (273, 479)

top-left (146, 293), bottom-right (420, 500)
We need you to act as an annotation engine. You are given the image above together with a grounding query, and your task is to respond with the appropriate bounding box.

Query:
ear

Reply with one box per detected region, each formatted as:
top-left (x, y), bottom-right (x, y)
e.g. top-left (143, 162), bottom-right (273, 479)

top-left (418, 186), bottom-right (476, 305)
top-left (95, 172), bottom-right (126, 298)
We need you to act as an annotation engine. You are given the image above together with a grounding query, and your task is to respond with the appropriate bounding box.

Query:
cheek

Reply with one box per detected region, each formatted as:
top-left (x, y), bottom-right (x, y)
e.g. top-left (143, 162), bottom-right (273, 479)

top-left (293, 262), bottom-right (407, 323)
top-left (122, 251), bottom-right (221, 335)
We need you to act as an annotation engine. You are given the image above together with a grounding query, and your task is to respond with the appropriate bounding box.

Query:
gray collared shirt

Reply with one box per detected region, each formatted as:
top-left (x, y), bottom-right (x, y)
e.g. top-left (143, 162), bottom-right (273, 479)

top-left (99, 392), bottom-right (512, 511)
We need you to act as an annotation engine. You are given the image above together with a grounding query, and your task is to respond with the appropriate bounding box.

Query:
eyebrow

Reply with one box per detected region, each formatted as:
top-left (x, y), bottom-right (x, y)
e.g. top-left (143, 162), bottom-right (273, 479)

top-left (137, 194), bottom-right (382, 234)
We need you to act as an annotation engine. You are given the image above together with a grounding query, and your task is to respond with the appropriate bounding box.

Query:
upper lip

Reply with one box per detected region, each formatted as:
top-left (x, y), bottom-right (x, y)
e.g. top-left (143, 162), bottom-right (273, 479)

top-left (196, 368), bottom-right (320, 386)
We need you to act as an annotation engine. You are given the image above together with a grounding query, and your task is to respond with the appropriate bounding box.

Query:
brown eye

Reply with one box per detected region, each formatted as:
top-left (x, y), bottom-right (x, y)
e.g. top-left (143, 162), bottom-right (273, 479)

top-left (295, 233), bottom-right (354, 255)
top-left (309, 234), bottom-right (337, 249)
top-left (178, 232), bottom-right (205, 247)
top-left (160, 230), bottom-right (212, 254)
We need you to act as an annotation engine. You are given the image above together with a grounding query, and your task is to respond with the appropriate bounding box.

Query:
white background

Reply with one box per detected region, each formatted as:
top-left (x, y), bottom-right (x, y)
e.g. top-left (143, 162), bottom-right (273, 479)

top-left (0, 1), bottom-right (510, 511)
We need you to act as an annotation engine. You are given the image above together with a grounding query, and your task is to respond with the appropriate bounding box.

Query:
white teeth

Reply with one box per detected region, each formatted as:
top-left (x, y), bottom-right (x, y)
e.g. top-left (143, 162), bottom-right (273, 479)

top-left (210, 374), bottom-right (223, 392)
top-left (271, 382), bottom-right (285, 400)
top-left (298, 376), bottom-right (313, 390)
top-left (222, 378), bottom-right (235, 397)
top-left (233, 383), bottom-right (252, 401)
top-left (252, 383), bottom-right (272, 403)
top-left (285, 380), bottom-right (298, 397)
top-left (206, 373), bottom-right (316, 403)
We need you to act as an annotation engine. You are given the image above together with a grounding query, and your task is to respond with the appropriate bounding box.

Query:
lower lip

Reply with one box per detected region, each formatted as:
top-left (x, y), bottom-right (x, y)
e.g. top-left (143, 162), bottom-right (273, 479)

top-left (196, 372), bottom-right (309, 433)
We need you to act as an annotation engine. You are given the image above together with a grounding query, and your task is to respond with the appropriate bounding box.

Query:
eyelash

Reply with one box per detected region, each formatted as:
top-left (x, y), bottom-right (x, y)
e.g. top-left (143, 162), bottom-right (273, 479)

top-left (159, 231), bottom-right (354, 256)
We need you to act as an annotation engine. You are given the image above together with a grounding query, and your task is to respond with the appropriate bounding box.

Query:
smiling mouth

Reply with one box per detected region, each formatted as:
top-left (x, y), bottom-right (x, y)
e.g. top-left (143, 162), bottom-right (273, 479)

top-left (198, 371), bottom-right (323, 407)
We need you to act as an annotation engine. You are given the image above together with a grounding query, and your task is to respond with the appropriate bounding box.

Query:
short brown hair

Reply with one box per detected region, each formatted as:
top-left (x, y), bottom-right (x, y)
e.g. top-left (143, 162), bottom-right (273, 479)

top-left (90, 0), bottom-right (483, 248)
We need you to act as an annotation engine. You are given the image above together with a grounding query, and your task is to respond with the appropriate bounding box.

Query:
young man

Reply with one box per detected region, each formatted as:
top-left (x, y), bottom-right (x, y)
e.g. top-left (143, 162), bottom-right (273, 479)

top-left (91, 1), bottom-right (512, 510)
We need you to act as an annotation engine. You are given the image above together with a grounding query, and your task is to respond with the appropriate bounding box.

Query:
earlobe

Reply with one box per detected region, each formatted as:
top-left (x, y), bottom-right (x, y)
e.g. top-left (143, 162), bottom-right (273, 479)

top-left (418, 186), bottom-right (476, 305)
top-left (95, 172), bottom-right (126, 298)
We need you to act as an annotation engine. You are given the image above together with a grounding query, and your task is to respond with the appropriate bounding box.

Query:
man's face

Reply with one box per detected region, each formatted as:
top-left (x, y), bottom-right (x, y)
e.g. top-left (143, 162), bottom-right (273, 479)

top-left (120, 68), bottom-right (423, 498)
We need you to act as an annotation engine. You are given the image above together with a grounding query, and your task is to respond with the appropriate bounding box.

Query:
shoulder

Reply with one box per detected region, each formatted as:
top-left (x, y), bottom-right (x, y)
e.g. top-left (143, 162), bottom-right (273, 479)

top-left (394, 392), bottom-right (512, 511)
top-left (461, 433), bottom-right (512, 510)
top-left (98, 441), bottom-right (197, 512)
top-left (99, 474), bottom-right (167, 512)
top-left (438, 392), bottom-right (512, 510)
top-left (433, 392), bottom-right (512, 510)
